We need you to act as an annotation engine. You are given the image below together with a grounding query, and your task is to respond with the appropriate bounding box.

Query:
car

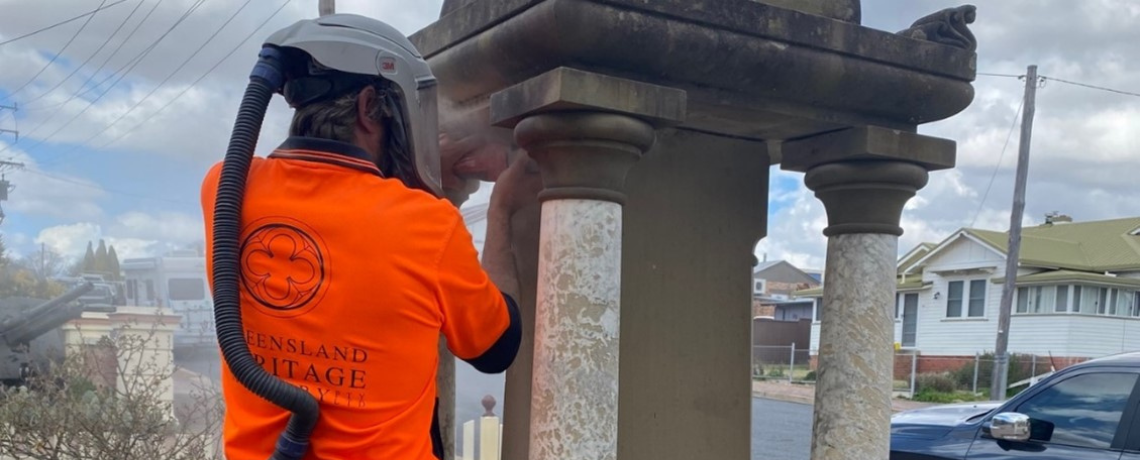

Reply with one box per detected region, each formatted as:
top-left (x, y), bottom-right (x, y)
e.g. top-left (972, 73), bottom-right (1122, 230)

top-left (891, 351), bottom-right (1140, 459)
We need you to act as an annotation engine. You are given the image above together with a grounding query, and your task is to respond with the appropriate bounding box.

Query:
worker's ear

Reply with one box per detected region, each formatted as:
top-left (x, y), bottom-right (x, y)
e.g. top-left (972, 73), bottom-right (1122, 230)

top-left (356, 86), bottom-right (383, 136)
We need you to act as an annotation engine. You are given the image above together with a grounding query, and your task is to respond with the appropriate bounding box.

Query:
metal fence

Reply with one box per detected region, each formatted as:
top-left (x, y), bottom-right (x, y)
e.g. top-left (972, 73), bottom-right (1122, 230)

top-left (752, 345), bottom-right (1084, 400)
top-left (893, 352), bottom-right (1080, 399)
top-left (752, 344), bottom-right (814, 383)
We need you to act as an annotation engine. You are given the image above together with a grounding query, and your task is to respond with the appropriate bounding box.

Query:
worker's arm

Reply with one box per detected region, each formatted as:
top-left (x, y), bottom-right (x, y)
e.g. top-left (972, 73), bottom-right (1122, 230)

top-left (436, 217), bottom-right (521, 375)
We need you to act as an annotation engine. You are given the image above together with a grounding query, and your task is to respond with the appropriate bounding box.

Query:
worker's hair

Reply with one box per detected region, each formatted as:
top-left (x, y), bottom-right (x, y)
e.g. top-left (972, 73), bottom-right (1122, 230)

top-left (288, 83), bottom-right (388, 144)
top-left (288, 80), bottom-right (418, 186)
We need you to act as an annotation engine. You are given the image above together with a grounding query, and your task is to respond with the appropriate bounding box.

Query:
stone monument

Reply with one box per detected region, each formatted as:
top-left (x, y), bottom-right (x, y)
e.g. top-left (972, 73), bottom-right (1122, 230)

top-left (416, 1), bottom-right (977, 459)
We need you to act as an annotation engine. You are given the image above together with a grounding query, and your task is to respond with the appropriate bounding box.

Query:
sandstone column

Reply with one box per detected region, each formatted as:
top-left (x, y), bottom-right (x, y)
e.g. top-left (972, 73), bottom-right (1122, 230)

top-left (516, 111), bottom-right (652, 460)
top-left (783, 126), bottom-right (955, 460)
top-left (489, 67), bottom-right (685, 460)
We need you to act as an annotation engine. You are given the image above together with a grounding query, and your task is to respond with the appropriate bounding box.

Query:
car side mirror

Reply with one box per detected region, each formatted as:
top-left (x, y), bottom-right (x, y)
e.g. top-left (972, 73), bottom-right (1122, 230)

top-left (985, 412), bottom-right (1031, 442)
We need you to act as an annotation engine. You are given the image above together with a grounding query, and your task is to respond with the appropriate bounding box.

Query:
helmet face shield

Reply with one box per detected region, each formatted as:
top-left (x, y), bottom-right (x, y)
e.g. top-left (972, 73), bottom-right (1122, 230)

top-left (408, 77), bottom-right (442, 197)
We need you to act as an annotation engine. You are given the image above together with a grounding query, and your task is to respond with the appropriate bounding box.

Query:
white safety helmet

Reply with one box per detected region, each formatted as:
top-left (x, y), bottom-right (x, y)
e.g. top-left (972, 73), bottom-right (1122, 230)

top-left (264, 14), bottom-right (442, 196)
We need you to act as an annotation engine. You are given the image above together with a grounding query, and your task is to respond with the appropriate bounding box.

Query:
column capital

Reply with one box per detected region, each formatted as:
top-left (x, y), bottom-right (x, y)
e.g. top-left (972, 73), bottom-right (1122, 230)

top-left (781, 125), bottom-right (955, 237)
top-left (516, 111), bottom-right (656, 204)
top-left (805, 160), bottom-right (929, 237)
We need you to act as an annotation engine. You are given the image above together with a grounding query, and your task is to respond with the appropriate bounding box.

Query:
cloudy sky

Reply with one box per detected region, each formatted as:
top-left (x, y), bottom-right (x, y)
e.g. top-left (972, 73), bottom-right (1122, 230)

top-left (0, 0), bottom-right (1137, 273)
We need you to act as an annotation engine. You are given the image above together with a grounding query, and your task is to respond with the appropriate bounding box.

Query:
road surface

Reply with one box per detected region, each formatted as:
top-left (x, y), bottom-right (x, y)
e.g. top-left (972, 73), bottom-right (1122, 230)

top-left (753, 397), bottom-right (812, 460)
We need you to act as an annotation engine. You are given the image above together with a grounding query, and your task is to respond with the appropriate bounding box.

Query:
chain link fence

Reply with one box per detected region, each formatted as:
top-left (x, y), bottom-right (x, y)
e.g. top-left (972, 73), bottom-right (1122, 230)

top-left (752, 345), bottom-right (1086, 401)
top-left (752, 345), bottom-right (814, 383)
top-left (893, 352), bottom-right (1082, 400)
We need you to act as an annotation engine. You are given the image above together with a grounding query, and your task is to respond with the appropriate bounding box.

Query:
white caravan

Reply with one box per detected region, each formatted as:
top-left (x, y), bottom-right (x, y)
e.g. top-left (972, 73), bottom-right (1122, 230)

top-left (121, 250), bottom-right (215, 350)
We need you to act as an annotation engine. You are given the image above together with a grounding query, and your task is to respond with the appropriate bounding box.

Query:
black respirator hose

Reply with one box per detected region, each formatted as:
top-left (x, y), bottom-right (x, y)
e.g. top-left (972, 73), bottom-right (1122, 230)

top-left (212, 45), bottom-right (320, 460)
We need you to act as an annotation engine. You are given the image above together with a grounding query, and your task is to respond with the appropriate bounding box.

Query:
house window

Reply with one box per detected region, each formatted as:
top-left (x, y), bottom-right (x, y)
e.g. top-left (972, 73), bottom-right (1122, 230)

top-left (1069, 285), bottom-right (1140, 317)
top-left (946, 281), bottom-right (964, 317)
top-left (1115, 290), bottom-right (1134, 317)
top-left (145, 280), bottom-right (155, 301)
top-left (1056, 285), bottom-right (1069, 312)
top-left (968, 280), bottom-right (986, 317)
top-left (1099, 288), bottom-right (1109, 315)
top-left (814, 298), bottom-right (822, 322)
top-left (1016, 286), bottom-right (1054, 314)
top-left (947, 280), bottom-right (986, 318)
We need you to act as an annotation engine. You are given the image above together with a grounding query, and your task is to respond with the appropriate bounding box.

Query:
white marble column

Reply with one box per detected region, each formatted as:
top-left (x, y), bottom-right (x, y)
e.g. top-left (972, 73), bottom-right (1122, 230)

top-left (801, 160), bottom-right (930, 460)
top-left (514, 111), bottom-right (654, 460)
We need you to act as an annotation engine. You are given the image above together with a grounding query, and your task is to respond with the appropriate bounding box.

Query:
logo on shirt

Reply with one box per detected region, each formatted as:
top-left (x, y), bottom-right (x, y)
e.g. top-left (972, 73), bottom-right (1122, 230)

top-left (240, 218), bottom-right (329, 316)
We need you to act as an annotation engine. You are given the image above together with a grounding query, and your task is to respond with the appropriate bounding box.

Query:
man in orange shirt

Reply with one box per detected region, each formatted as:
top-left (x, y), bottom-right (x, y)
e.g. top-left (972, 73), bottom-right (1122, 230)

top-left (201, 14), bottom-right (529, 460)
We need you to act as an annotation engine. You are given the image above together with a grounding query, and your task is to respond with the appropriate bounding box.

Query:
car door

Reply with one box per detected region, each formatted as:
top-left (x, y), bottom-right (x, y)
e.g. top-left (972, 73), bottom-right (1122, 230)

top-left (965, 368), bottom-right (1140, 459)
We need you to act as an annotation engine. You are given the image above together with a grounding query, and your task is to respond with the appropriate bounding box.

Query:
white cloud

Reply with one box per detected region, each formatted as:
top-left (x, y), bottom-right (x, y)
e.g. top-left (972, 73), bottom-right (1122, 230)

top-left (32, 208), bottom-right (204, 260)
top-left (35, 222), bottom-right (101, 258)
top-left (0, 144), bottom-right (105, 221)
top-left (109, 211), bottom-right (204, 244)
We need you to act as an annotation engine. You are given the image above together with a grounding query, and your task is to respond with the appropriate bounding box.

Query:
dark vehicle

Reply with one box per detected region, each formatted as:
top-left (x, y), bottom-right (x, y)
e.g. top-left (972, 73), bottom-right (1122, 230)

top-left (891, 352), bottom-right (1140, 459)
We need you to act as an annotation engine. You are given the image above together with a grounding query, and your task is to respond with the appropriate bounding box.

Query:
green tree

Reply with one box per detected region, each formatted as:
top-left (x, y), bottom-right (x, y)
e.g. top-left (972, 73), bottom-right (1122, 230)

top-left (95, 239), bottom-right (109, 274)
top-left (107, 245), bottom-right (122, 281)
top-left (83, 242), bottom-right (97, 273)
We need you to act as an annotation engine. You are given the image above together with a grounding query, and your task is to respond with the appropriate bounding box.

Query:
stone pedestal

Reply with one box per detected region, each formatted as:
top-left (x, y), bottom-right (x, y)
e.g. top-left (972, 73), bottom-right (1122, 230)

top-left (411, 2), bottom-right (976, 457)
top-left (783, 127), bottom-right (953, 460)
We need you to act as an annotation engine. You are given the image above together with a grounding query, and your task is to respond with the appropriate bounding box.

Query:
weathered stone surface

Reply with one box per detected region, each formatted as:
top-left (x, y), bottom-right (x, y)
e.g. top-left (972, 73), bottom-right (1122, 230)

top-left (490, 67), bottom-right (687, 129)
top-left (897, 5), bottom-right (978, 52)
top-left (531, 199), bottom-right (623, 460)
top-left (515, 112), bottom-right (654, 203)
top-left (411, 0), bottom-right (976, 139)
top-left (619, 130), bottom-right (769, 460)
top-left (781, 126), bottom-right (957, 172)
top-left (436, 339), bottom-right (455, 460)
top-left (501, 199), bottom-right (541, 460)
top-left (755, 0), bottom-right (861, 23)
top-left (803, 161), bottom-right (929, 237)
top-left (812, 233), bottom-right (897, 460)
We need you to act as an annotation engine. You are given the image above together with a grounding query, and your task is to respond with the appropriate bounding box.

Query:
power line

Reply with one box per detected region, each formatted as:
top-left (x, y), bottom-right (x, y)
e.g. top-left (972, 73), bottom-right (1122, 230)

top-left (19, 0), bottom-right (169, 114)
top-left (0, 0), bottom-right (129, 48)
top-left (977, 72), bottom-right (1022, 78)
top-left (99, 0), bottom-right (294, 151)
top-left (1041, 76), bottom-right (1140, 98)
top-left (970, 98), bottom-right (1023, 229)
top-left (19, 168), bottom-right (193, 205)
top-left (20, 0), bottom-right (149, 107)
top-left (0, 0), bottom-right (206, 158)
top-left (67, 0), bottom-right (260, 150)
top-left (1, 0), bottom-right (113, 102)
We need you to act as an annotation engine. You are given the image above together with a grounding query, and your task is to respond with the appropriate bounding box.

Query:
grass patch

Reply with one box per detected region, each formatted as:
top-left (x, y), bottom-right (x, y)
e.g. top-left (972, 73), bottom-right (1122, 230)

top-left (912, 389), bottom-right (988, 403)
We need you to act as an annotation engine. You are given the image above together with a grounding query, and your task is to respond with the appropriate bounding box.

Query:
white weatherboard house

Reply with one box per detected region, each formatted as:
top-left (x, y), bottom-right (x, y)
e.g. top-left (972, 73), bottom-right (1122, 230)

top-left (797, 215), bottom-right (1140, 362)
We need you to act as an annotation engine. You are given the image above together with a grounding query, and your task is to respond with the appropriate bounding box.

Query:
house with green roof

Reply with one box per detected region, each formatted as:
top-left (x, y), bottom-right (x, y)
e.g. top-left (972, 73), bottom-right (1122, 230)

top-left (795, 215), bottom-right (1140, 361)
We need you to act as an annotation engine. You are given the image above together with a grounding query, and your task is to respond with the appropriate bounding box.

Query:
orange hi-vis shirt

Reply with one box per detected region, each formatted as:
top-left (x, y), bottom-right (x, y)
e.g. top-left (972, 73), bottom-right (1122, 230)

top-left (200, 137), bottom-right (520, 460)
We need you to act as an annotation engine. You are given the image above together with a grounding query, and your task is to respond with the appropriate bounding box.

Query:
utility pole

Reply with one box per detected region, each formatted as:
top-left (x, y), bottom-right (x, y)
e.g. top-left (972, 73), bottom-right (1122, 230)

top-left (0, 160), bottom-right (25, 226)
top-left (991, 65), bottom-right (1040, 401)
top-left (318, 0), bottom-right (335, 16)
top-left (0, 103), bottom-right (17, 142)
